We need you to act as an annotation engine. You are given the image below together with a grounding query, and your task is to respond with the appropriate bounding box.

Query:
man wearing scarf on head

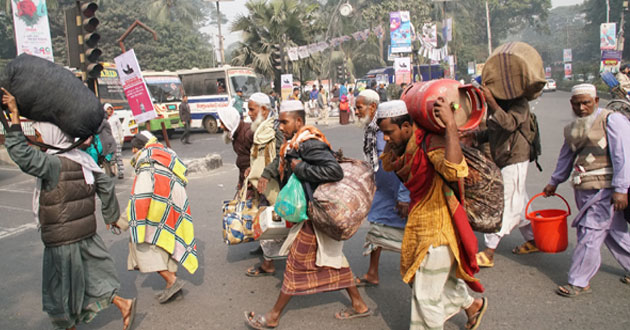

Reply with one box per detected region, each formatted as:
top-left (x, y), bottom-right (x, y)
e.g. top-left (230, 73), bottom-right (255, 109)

top-left (1, 88), bottom-right (136, 330)
top-left (377, 98), bottom-right (487, 330)
top-left (124, 131), bottom-right (198, 304)
top-left (543, 84), bottom-right (630, 297)
top-left (353, 93), bottom-right (410, 288)
top-left (245, 100), bottom-right (371, 329)
top-left (218, 106), bottom-right (254, 190)
top-left (243, 92), bottom-right (286, 277)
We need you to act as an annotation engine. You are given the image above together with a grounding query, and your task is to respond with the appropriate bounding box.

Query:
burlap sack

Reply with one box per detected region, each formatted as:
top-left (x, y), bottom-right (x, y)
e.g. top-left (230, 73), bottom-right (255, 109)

top-left (482, 42), bottom-right (546, 101)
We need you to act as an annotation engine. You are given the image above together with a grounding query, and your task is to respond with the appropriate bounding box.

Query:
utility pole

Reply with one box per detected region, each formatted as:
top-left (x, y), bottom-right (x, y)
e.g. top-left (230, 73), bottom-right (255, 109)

top-left (485, 1), bottom-right (492, 56)
top-left (216, 1), bottom-right (225, 65)
top-left (606, 0), bottom-right (610, 23)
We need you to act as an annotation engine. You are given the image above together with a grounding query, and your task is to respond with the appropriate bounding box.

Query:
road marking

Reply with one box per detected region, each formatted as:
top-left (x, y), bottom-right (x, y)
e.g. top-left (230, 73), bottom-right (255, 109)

top-left (0, 188), bottom-right (31, 194)
top-left (0, 205), bottom-right (32, 213)
top-left (0, 222), bottom-right (37, 240)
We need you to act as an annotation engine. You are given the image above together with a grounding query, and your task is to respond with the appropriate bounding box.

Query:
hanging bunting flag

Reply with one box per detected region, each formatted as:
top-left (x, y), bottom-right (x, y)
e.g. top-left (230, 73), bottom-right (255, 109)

top-left (316, 41), bottom-right (329, 52)
top-left (287, 47), bottom-right (299, 61)
top-left (308, 43), bottom-right (319, 56)
top-left (297, 46), bottom-right (309, 59)
top-left (373, 25), bottom-right (384, 39)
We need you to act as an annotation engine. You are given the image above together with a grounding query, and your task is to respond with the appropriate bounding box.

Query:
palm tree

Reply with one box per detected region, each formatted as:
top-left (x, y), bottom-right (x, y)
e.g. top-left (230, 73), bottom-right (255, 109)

top-left (146, 0), bottom-right (208, 27)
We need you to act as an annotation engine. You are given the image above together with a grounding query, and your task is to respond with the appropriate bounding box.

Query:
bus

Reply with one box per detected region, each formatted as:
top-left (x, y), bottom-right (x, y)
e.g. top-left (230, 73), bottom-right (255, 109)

top-left (98, 63), bottom-right (138, 142)
top-left (178, 66), bottom-right (262, 133)
top-left (141, 71), bottom-right (183, 137)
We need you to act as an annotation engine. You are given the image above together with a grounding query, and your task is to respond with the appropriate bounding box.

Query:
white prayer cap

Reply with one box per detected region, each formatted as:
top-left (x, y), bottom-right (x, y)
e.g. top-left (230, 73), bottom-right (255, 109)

top-left (358, 89), bottom-right (380, 105)
top-left (571, 84), bottom-right (597, 98)
top-left (248, 92), bottom-right (271, 107)
top-left (103, 103), bottom-right (113, 111)
top-left (217, 106), bottom-right (241, 137)
top-left (280, 100), bottom-right (304, 113)
top-left (376, 100), bottom-right (408, 119)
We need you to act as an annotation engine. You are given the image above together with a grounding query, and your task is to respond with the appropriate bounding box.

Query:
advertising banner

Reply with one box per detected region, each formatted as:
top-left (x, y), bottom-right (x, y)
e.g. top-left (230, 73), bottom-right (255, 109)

top-left (600, 23), bottom-right (617, 50)
top-left (281, 74), bottom-right (293, 101)
top-left (390, 11), bottom-right (412, 53)
top-left (545, 67), bottom-right (552, 78)
top-left (442, 18), bottom-right (453, 42)
top-left (468, 62), bottom-right (475, 75)
top-left (564, 63), bottom-right (572, 79)
top-left (422, 23), bottom-right (438, 48)
top-left (11, 0), bottom-right (54, 62)
top-left (563, 48), bottom-right (572, 63)
top-left (601, 50), bottom-right (622, 66)
top-left (394, 57), bottom-right (412, 84)
top-left (114, 49), bottom-right (157, 124)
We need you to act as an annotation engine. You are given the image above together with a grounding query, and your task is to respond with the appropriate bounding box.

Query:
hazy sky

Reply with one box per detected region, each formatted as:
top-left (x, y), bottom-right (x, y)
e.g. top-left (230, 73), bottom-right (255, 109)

top-left (210, 0), bottom-right (587, 52)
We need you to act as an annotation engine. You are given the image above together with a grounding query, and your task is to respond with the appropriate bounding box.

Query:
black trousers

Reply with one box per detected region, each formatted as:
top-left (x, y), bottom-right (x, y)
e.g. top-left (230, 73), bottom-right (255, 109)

top-left (181, 121), bottom-right (191, 142)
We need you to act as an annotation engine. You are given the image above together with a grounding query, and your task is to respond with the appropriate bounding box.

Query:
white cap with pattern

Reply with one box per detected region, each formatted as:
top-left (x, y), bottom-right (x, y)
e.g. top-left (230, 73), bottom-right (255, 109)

top-left (249, 92), bottom-right (271, 107)
top-left (376, 100), bottom-right (408, 119)
top-left (279, 100), bottom-right (304, 113)
top-left (571, 83), bottom-right (597, 98)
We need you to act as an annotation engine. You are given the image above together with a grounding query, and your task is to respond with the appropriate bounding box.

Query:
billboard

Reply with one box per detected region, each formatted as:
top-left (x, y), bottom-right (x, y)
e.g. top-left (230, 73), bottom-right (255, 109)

top-left (600, 23), bottom-right (617, 50)
top-left (390, 11), bottom-right (412, 53)
top-left (281, 74), bottom-right (293, 101)
top-left (394, 57), bottom-right (412, 84)
top-left (563, 49), bottom-right (572, 63)
top-left (114, 49), bottom-right (157, 124)
top-left (564, 63), bottom-right (572, 79)
top-left (11, 0), bottom-right (54, 62)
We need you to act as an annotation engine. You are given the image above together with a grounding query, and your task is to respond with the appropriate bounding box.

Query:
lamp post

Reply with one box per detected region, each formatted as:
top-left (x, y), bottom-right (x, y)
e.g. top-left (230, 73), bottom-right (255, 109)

top-left (205, 0), bottom-right (232, 65)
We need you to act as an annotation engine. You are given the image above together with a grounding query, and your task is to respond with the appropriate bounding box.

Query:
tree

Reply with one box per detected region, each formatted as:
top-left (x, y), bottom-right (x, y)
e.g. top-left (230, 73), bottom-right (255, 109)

top-left (145, 0), bottom-right (209, 28)
top-left (581, 0), bottom-right (630, 62)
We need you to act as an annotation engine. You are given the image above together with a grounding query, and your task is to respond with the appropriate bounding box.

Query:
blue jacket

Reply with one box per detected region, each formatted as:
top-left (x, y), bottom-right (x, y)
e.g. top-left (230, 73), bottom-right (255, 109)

top-left (367, 131), bottom-right (409, 228)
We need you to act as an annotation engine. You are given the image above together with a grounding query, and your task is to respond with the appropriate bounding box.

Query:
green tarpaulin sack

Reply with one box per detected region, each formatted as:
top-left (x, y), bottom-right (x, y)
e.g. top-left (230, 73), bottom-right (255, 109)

top-left (274, 174), bottom-right (308, 223)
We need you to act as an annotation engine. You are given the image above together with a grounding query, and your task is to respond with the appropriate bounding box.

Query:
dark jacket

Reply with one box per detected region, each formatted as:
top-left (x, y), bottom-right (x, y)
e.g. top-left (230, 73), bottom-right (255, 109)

top-left (232, 121), bottom-right (254, 184)
top-left (179, 101), bottom-right (191, 123)
top-left (279, 139), bottom-right (343, 190)
top-left (476, 97), bottom-right (531, 169)
top-left (4, 125), bottom-right (120, 247)
top-left (377, 87), bottom-right (388, 102)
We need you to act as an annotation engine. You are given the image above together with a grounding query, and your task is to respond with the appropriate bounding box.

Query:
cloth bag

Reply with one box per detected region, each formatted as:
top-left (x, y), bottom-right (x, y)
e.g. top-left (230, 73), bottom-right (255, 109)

top-left (274, 174), bottom-right (308, 223)
top-left (307, 158), bottom-right (376, 241)
top-left (222, 179), bottom-right (259, 245)
top-left (482, 42), bottom-right (546, 101)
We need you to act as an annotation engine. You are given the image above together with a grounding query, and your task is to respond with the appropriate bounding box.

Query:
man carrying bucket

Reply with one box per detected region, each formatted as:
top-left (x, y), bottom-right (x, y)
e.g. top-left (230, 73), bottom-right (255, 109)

top-left (543, 83), bottom-right (630, 297)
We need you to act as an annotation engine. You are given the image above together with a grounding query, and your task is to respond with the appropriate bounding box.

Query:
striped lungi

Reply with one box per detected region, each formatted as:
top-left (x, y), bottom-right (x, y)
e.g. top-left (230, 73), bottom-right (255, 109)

top-left (363, 222), bottom-right (405, 256)
top-left (281, 221), bottom-right (354, 295)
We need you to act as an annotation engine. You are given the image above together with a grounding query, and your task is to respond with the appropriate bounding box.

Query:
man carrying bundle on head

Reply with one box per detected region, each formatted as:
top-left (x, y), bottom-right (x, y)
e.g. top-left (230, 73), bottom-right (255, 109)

top-left (244, 100), bottom-right (371, 329)
top-left (353, 90), bottom-right (410, 288)
top-left (543, 84), bottom-right (630, 297)
top-left (2, 88), bottom-right (137, 330)
top-left (378, 99), bottom-right (487, 330)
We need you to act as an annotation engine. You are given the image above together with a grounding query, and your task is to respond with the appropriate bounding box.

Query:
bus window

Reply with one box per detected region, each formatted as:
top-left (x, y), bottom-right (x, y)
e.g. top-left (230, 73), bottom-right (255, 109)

top-left (228, 69), bottom-right (261, 98)
top-left (146, 78), bottom-right (182, 103)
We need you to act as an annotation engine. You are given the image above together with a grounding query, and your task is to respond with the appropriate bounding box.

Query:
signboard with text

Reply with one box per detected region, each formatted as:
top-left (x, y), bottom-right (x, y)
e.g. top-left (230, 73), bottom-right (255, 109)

top-left (390, 11), bottom-right (412, 53)
top-left (394, 57), bottom-right (412, 84)
top-left (281, 74), bottom-right (293, 101)
top-left (563, 49), bottom-right (572, 63)
top-left (564, 63), bottom-right (572, 79)
top-left (600, 23), bottom-right (617, 50)
top-left (11, 0), bottom-right (54, 62)
top-left (114, 49), bottom-right (157, 124)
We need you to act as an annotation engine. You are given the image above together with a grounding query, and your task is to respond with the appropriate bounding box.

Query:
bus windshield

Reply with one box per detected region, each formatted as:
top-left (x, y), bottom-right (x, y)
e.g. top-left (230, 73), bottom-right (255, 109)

top-left (145, 77), bottom-right (183, 103)
top-left (228, 69), bottom-right (261, 98)
top-left (98, 67), bottom-right (127, 108)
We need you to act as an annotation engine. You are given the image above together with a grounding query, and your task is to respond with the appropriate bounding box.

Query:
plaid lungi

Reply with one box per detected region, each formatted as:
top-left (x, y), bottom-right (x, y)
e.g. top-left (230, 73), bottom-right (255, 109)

top-left (281, 221), bottom-right (354, 295)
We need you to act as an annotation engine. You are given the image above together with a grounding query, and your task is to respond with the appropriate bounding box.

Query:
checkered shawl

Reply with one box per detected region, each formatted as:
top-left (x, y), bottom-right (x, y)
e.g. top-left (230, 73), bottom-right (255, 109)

top-left (363, 116), bottom-right (379, 172)
top-left (127, 144), bottom-right (198, 274)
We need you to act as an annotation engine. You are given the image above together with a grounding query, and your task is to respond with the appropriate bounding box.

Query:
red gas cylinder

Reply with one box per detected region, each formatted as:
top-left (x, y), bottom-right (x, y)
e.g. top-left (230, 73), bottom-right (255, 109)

top-left (401, 79), bottom-right (486, 134)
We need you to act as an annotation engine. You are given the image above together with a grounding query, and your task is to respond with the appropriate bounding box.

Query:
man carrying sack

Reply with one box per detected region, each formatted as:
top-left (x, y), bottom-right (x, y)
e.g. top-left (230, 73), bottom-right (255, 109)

top-left (244, 100), bottom-right (371, 329)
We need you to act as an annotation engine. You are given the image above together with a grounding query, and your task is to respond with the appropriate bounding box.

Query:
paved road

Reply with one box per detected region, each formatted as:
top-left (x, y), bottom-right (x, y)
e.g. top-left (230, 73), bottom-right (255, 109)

top-left (1, 91), bottom-right (629, 330)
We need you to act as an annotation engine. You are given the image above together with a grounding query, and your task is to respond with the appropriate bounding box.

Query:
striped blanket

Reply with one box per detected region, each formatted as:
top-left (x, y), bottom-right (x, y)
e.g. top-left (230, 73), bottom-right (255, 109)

top-left (127, 143), bottom-right (198, 274)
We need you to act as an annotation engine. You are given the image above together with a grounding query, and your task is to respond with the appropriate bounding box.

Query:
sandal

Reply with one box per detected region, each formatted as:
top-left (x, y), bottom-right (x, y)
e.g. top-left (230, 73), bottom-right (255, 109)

top-left (244, 311), bottom-right (277, 329)
top-left (246, 265), bottom-right (276, 277)
top-left (620, 274), bottom-right (630, 285)
top-left (335, 307), bottom-right (373, 320)
top-left (355, 276), bottom-right (379, 288)
top-left (556, 284), bottom-right (592, 298)
top-left (512, 241), bottom-right (540, 255)
top-left (476, 251), bottom-right (494, 268)
top-left (466, 297), bottom-right (488, 330)
top-left (123, 298), bottom-right (137, 330)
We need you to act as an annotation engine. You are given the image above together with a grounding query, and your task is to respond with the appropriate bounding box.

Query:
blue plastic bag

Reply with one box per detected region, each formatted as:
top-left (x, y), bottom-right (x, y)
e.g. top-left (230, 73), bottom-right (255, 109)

top-left (274, 174), bottom-right (308, 223)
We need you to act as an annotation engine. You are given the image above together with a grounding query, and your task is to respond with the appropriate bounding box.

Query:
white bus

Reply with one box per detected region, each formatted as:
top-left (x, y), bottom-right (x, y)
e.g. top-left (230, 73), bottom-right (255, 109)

top-left (178, 66), bottom-right (262, 133)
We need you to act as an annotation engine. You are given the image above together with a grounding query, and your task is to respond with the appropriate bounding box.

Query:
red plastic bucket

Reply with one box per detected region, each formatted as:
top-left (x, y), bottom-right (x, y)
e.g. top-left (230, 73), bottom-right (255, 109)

top-left (525, 193), bottom-right (571, 253)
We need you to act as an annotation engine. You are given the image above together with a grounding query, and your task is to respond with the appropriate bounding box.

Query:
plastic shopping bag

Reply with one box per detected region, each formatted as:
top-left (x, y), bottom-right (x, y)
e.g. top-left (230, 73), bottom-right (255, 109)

top-left (274, 174), bottom-right (308, 223)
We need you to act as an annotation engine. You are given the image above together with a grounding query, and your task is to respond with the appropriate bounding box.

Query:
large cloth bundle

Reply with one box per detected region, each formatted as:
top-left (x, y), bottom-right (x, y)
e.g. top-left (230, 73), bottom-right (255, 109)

top-left (482, 42), bottom-right (546, 101)
top-left (307, 158), bottom-right (376, 241)
top-left (222, 181), bottom-right (258, 245)
top-left (0, 54), bottom-right (103, 138)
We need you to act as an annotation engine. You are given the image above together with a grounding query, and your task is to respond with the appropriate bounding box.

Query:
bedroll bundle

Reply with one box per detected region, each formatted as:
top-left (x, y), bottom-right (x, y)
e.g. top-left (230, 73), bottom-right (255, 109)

top-left (0, 54), bottom-right (103, 138)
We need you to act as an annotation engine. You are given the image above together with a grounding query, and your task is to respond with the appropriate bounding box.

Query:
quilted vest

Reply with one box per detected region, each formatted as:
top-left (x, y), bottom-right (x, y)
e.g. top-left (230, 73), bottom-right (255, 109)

top-left (38, 157), bottom-right (97, 247)
top-left (564, 109), bottom-right (613, 190)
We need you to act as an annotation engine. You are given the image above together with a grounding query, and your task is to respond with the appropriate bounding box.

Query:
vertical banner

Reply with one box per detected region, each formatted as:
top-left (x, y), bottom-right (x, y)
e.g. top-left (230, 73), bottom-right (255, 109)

top-left (563, 49), bottom-right (572, 63)
top-left (564, 63), bottom-right (573, 79)
top-left (390, 11), bottom-right (412, 53)
top-left (442, 18), bottom-right (453, 42)
top-left (280, 74), bottom-right (293, 101)
top-left (467, 62), bottom-right (475, 75)
top-left (600, 23), bottom-right (617, 50)
top-left (545, 67), bottom-right (552, 78)
top-left (11, 0), bottom-right (54, 62)
top-left (114, 49), bottom-right (157, 124)
top-left (394, 57), bottom-right (412, 85)
top-left (422, 23), bottom-right (438, 48)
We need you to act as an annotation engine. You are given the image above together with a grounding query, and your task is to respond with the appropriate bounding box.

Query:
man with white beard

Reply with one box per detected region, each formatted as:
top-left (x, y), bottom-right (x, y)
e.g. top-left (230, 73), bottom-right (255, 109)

top-left (353, 90), bottom-right (410, 287)
top-left (244, 92), bottom-right (286, 277)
